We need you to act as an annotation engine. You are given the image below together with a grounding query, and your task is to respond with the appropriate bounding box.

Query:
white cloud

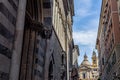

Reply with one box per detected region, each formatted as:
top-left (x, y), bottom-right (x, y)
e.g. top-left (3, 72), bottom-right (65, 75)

top-left (85, 17), bottom-right (99, 30)
top-left (74, 17), bottom-right (99, 31)
top-left (73, 18), bottom-right (99, 65)
top-left (73, 0), bottom-right (102, 65)
top-left (73, 30), bottom-right (97, 65)
top-left (73, 30), bottom-right (97, 46)
top-left (75, 0), bottom-right (93, 18)
top-left (73, 18), bottom-right (99, 49)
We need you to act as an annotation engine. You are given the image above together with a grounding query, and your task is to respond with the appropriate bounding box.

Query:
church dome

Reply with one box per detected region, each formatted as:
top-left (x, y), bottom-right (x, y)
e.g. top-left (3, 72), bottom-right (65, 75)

top-left (81, 54), bottom-right (91, 66)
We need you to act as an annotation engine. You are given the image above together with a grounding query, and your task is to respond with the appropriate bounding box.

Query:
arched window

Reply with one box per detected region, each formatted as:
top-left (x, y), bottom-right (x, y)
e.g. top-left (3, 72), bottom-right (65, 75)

top-left (48, 61), bottom-right (53, 80)
top-left (61, 54), bottom-right (64, 65)
top-left (26, 0), bottom-right (40, 20)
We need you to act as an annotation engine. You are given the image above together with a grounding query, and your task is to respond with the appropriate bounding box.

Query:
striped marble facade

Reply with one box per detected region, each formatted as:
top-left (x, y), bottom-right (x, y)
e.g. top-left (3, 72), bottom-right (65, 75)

top-left (0, 0), bottom-right (74, 80)
top-left (0, 0), bottom-right (18, 80)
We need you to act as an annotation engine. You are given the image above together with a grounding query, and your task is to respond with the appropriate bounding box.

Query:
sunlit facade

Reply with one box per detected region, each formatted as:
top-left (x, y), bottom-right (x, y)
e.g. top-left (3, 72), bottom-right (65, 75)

top-left (78, 52), bottom-right (99, 80)
top-left (96, 0), bottom-right (120, 79)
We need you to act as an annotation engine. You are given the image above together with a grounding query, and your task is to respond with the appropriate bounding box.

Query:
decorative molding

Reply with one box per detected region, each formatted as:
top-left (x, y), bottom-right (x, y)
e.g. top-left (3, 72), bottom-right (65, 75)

top-left (28, 20), bottom-right (52, 39)
top-left (26, 16), bottom-right (52, 39)
top-left (25, 12), bottom-right (53, 39)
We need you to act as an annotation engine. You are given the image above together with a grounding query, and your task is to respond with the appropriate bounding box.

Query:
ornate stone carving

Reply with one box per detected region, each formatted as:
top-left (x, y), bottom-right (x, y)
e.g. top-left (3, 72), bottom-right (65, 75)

top-left (28, 20), bottom-right (52, 39)
top-left (40, 27), bottom-right (52, 39)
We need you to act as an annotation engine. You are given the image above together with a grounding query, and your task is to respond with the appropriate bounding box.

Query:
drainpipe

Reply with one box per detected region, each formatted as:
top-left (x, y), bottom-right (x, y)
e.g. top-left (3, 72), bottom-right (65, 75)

top-left (9, 0), bottom-right (27, 80)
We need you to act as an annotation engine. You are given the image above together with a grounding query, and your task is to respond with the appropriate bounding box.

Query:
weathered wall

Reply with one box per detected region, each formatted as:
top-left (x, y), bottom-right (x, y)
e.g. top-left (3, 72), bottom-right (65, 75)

top-left (44, 30), bottom-right (64, 80)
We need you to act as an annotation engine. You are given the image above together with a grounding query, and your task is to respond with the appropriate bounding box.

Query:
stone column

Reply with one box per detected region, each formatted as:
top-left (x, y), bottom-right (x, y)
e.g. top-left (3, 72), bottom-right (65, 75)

top-left (9, 0), bottom-right (27, 80)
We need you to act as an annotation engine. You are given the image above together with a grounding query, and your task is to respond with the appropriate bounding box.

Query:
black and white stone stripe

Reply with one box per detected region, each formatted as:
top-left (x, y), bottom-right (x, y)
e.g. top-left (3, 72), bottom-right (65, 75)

top-left (0, 3), bottom-right (16, 26)
top-left (0, 43), bottom-right (12, 59)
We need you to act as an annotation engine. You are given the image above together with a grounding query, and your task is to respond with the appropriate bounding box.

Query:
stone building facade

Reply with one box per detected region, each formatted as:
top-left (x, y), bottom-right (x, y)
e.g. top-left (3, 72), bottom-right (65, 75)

top-left (78, 52), bottom-right (99, 80)
top-left (0, 0), bottom-right (75, 80)
top-left (72, 45), bottom-right (79, 68)
top-left (70, 45), bottom-right (80, 80)
top-left (117, 0), bottom-right (120, 21)
top-left (96, 0), bottom-right (120, 80)
top-left (0, 0), bottom-right (19, 80)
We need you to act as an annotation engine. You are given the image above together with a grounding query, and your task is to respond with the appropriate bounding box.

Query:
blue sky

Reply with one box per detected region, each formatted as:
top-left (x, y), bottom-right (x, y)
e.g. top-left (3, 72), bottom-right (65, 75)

top-left (73, 0), bottom-right (102, 65)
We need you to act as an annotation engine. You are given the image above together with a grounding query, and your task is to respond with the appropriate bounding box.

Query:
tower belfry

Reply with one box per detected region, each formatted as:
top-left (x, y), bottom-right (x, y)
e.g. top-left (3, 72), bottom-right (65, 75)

top-left (92, 51), bottom-right (97, 67)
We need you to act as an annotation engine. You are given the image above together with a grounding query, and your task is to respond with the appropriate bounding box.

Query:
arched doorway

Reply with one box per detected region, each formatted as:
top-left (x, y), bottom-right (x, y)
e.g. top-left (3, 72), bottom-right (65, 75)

top-left (19, 0), bottom-right (42, 80)
top-left (19, 0), bottom-right (53, 80)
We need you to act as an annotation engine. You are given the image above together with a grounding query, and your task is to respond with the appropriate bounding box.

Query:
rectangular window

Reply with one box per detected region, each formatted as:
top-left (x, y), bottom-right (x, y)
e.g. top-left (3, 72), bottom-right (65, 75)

top-left (83, 73), bottom-right (86, 79)
top-left (36, 48), bottom-right (39, 53)
top-left (112, 52), bottom-right (116, 65)
top-left (112, 33), bottom-right (114, 44)
top-left (43, 2), bottom-right (51, 8)
top-left (35, 58), bottom-right (38, 64)
top-left (94, 69), bottom-right (97, 71)
top-left (44, 17), bottom-right (52, 26)
top-left (102, 58), bottom-right (104, 65)
top-left (105, 2), bottom-right (108, 7)
top-left (103, 26), bottom-right (106, 36)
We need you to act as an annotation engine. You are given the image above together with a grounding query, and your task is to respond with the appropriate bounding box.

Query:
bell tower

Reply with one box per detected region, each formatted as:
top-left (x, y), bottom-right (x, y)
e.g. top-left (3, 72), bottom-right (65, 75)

top-left (92, 51), bottom-right (97, 67)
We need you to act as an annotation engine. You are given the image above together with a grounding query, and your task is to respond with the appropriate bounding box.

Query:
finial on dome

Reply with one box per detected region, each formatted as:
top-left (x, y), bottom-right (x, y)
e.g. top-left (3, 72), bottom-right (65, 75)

top-left (84, 52), bottom-right (88, 60)
top-left (92, 50), bottom-right (96, 57)
top-left (81, 52), bottom-right (91, 66)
